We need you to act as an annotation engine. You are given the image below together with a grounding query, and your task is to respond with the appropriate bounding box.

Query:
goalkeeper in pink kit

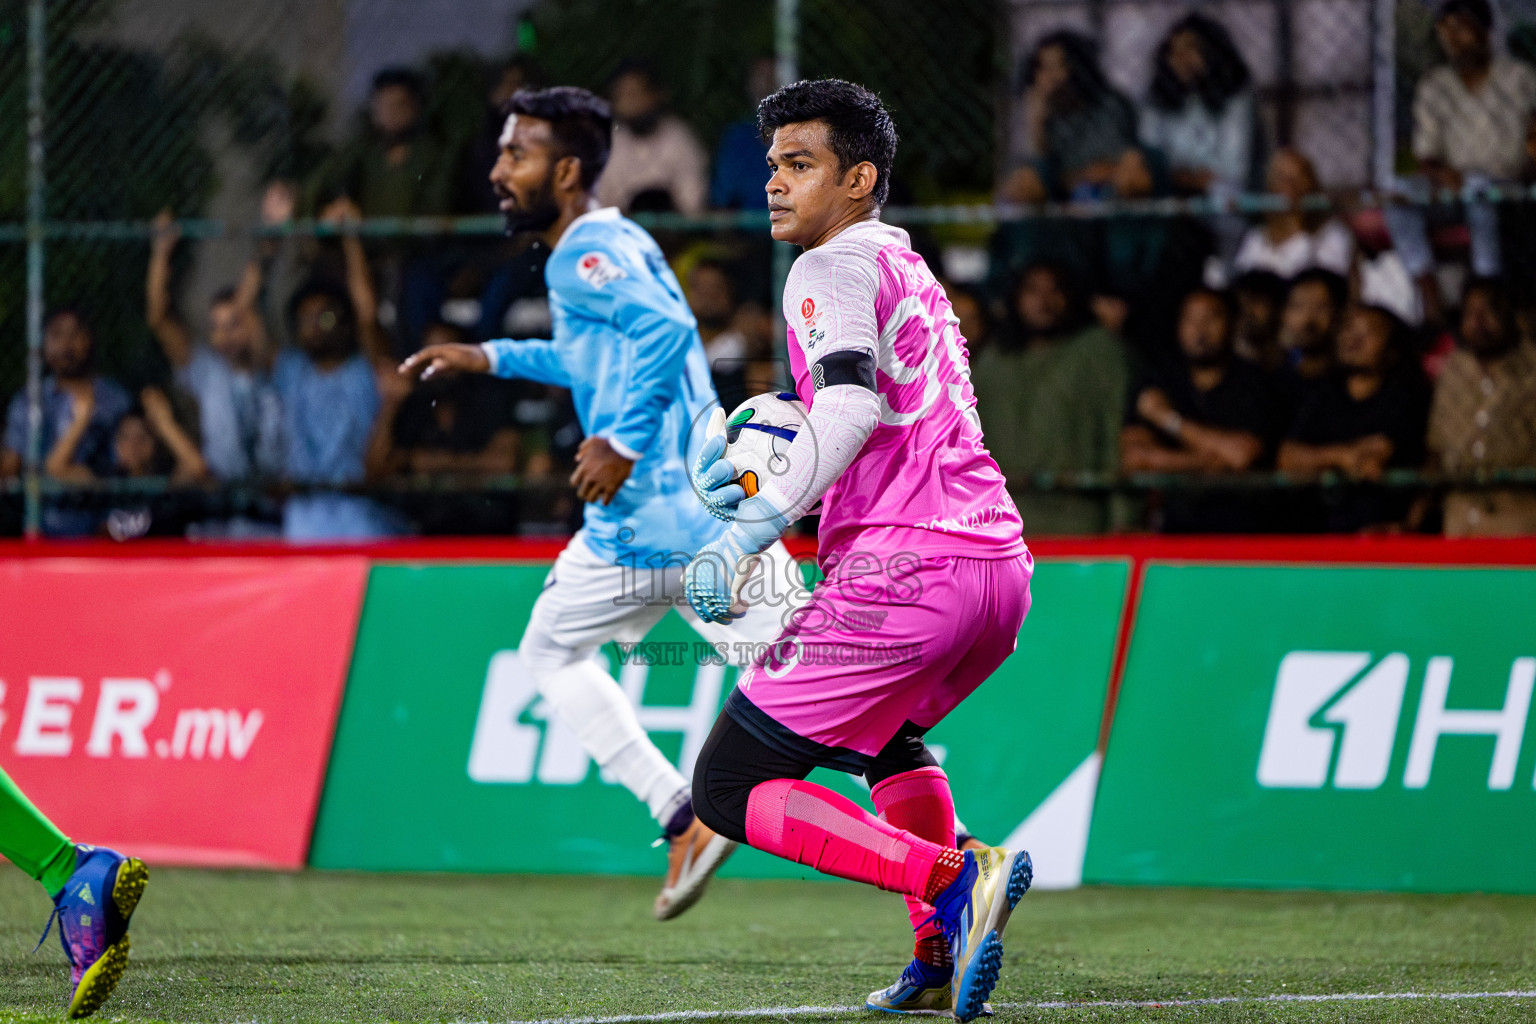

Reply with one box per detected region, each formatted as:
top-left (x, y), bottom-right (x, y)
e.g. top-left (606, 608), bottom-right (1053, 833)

top-left (682, 80), bottom-right (1034, 1021)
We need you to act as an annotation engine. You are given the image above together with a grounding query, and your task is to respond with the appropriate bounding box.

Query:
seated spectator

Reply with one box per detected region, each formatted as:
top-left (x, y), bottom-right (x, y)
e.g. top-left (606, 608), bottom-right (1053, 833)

top-left (971, 264), bottom-right (1129, 535)
top-left (274, 201), bottom-right (402, 540)
top-left (711, 57), bottom-right (777, 210)
top-left (1001, 31), bottom-right (1153, 204)
top-left (305, 67), bottom-right (454, 218)
top-left (456, 56), bottom-right (544, 215)
top-left (146, 208), bottom-right (284, 483)
top-left (48, 385), bottom-right (205, 482)
top-left (381, 323), bottom-right (521, 534)
top-left (1228, 149), bottom-right (1355, 282)
top-left (1384, 0), bottom-right (1536, 326)
top-left (1279, 305), bottom-right (1432, 531)
top-left (1230, 269), bottom-right (1288, 369)
top-left (1140, 13), bottom-right (1260, 199)
top-left (1, 308), bottom-right (131, 536)
top-left (597, 60), bottom-right (708, 215)
top-left (948, 282), bottom-right (993, 355)
top-left (384, 322), bottom-right (520, 475)
top-left (1274, 268), bottom-right (1348, 422)
top-left (1121, 287), bottom-right (1277, 531)
top-left (686, 258), bottom-right (757, 413)
top-left (1428, 276), bottom-right (1536, 535)
top-left (96, 389), bottom-right (208, 541)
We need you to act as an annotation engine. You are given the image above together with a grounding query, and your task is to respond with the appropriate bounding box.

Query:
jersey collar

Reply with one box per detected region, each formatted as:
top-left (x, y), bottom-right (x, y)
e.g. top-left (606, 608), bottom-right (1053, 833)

top-left (555, 206), bottom-right (621, 254)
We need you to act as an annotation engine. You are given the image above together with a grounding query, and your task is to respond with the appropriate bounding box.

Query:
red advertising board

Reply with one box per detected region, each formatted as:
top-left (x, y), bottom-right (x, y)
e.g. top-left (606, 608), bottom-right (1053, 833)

top-left (0, 558), bottom-right (368, 868)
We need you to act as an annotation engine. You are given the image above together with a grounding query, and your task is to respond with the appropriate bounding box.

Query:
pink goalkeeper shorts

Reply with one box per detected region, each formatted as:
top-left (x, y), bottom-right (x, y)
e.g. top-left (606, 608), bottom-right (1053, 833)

top-left (725, 549), bottom-right (1033, 770)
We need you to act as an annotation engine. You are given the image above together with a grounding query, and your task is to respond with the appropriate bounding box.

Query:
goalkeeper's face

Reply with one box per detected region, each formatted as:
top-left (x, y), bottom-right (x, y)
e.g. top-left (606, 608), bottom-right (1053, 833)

top-left (765, 121), bottom-right (879, 249)
top-left (490, 113), bottom-right (562, 234)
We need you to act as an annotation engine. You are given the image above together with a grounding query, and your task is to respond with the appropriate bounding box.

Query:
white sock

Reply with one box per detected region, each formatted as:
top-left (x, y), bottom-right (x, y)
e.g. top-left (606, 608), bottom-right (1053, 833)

top-left (605, 739), bottom-right (690, 824)
top-left (536, 659), bottom-right (687, 825)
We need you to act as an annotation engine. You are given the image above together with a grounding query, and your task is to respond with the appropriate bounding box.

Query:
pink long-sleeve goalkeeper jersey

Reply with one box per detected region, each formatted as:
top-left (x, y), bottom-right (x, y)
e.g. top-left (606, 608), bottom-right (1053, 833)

top-left (782, 219), bottom-right (1029, 572)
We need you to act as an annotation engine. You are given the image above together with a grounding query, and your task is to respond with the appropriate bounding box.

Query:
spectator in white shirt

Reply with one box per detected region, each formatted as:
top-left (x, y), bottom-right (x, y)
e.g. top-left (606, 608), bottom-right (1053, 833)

top-left (1228, 148), bottom-right (1355, 282)
top-left (596, 60), bottom-right (709, 216)
top-left (1385, 0), bottom-right (1536, 323)
top-left (1140, 13), bottom-right (1260, 199)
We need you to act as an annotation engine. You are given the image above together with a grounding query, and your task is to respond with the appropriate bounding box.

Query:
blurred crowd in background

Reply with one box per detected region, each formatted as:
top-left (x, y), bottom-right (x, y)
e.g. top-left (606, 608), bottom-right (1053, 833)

top-left (5, 0), bottom-right (1536, 541)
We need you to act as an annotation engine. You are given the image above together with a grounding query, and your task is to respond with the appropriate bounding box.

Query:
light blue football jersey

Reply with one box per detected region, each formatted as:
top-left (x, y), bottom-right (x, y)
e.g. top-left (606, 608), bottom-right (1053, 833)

top-left (482, 207), bottom-right (727, 566)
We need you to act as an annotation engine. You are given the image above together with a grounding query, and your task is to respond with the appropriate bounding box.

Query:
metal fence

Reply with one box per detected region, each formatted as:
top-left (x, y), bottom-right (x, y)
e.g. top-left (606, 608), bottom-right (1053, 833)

top-left (3, 0), bottom-right (1533, 539)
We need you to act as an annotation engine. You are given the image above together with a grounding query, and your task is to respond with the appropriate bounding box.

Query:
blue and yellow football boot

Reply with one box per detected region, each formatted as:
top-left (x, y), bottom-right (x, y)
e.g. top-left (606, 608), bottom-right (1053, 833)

top-left (865, 957), bottom-right (996, 1016)
top-left (928, 847), bottom-right (1032, 1022)
top-left (39, 845), bottom-right (148, 1018)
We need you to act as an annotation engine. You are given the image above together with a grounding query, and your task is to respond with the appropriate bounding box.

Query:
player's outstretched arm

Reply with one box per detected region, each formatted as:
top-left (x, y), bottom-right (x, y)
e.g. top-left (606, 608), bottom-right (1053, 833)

top-left (398, 343), bottom-right (491, 381)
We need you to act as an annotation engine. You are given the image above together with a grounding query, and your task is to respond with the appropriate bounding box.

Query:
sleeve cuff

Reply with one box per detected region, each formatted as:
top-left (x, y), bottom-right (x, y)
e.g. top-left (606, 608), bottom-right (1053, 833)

top-left (478, 342), bottom-right (502, 375)
top-left (604, 434), bottom-right (643, 461)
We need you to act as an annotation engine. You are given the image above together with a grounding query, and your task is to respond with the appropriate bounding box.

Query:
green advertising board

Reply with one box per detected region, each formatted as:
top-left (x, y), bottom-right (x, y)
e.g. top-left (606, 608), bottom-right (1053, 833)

top-left (1086, 564), bottom-right (1536, 893)
top-left (310, 559), bottom-right (1126, 881)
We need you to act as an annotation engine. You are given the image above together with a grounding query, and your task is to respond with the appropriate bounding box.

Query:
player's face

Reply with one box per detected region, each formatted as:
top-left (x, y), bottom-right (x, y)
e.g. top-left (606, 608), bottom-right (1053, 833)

top-left (765, 121), bottom-right (859, 247)
top-left (1178, 293), bottom-right (1231, 366)
top-left (490, 114), bottom-right (562, 234)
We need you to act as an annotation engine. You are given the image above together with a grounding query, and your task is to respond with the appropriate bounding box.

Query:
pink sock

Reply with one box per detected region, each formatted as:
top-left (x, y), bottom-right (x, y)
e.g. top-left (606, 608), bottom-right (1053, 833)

top-left (744, 778), bottom-right (945, 897)
top-left (872, 767), bottom-right (955, 951)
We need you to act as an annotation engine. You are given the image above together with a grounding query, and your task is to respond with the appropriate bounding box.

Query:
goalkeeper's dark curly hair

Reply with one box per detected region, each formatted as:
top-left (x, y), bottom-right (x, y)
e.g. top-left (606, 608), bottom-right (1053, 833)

top-left (756, 79), bottom-right (897, 206)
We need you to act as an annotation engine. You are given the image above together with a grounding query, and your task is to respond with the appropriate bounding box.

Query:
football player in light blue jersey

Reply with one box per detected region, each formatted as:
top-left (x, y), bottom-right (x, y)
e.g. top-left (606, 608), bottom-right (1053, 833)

top-left (401, 86), bottom-right (801, 920)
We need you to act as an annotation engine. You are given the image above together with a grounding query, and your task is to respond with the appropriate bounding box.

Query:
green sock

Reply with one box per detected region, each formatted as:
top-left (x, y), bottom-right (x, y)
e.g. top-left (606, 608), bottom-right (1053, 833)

top-left (0, 766), bottom-right (76, 897)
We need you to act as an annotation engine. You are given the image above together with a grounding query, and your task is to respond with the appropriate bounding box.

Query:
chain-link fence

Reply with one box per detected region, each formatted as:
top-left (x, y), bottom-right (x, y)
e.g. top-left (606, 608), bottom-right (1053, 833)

top-left (4, 0), bottom-right (1536, 540)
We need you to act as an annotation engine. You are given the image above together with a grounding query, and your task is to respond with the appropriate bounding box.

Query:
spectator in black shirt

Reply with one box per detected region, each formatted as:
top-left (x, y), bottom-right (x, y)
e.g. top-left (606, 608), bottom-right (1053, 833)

top-left (1279, 304), bottom-right (1431, 531)
top-left (1274, 267), bottom-right (1347, 421)
top-left (387, 322), bottom-right (521, 476)
top-left (1230, 269), bottom-right (1288, 370)
top-left (1121, 286), bottom-right (1277, 530)
top-left (385, 323), bottom-right (523, 534)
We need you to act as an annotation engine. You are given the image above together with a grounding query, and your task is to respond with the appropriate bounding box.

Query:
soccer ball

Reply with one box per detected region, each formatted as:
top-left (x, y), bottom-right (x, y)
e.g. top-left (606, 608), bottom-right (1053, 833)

top-left (723, 391), bottom-right (808, 498)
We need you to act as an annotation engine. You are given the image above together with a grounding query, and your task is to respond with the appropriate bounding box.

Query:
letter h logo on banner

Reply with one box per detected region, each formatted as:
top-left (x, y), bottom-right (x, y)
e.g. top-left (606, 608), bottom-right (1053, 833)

top-left (1258, 652), bottom-right (1409, 789)
top-left (1258, 651), bottom-right (1536, 791)
top-left (465, 649), bottom-right (725, 787)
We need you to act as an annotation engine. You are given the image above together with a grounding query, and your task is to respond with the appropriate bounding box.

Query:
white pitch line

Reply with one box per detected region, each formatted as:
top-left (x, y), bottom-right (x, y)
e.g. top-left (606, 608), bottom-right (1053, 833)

top-left (1009, 989), bottom-right (1536, 1010)
top-left (489, 1007), bottom-right (858, 1024)
top-left (488, 989), bottom-right (1536, 1024)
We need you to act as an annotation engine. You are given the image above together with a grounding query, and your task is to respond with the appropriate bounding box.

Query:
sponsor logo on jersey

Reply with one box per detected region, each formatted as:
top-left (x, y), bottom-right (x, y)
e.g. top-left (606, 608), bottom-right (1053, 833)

top-left (576, 251), bottom-right (627, 288)
top-left (801, 297), bottom-right (815, 320)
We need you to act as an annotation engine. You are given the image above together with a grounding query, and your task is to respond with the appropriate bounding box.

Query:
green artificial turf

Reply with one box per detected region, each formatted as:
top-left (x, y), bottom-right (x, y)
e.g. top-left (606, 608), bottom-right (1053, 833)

top-left (2, 868), bottom-right (1535, 1023)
